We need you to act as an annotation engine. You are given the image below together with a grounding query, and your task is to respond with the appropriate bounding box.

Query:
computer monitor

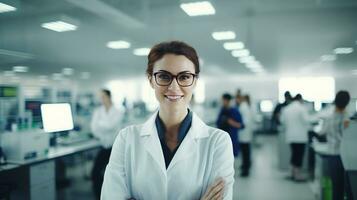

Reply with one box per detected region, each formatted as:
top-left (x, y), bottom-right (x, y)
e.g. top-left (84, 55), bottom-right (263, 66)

top-left (40, 103), bottom-right (74, 133)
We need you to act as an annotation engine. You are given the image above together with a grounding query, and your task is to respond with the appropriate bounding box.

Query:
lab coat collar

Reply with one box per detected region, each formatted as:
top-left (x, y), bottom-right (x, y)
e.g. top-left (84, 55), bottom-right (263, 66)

top-left (139, 110), bottom-right (209, 174)
top-left (140, 110), bottom-right (209, 139)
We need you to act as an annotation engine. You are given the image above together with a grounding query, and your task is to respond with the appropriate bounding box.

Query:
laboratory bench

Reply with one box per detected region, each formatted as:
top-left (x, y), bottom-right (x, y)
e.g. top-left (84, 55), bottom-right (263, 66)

top-left (0, 138), bottom-right (101, 200)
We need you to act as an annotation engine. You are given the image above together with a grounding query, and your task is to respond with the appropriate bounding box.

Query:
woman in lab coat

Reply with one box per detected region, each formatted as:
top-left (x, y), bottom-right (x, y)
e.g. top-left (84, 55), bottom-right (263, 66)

top-left (238, 95), bottom-right (254, 177)
top-left (101, 41), bottom-right (234, 200)
top-left (280, 94), bottom-right (312, 181)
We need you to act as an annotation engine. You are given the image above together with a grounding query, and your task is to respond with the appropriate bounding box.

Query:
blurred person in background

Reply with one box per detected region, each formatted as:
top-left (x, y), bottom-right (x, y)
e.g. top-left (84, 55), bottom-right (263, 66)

top-left (272, 91), bottom-right (292, 132)
top-left (239, 94), bottom-right (255, 177)
top-left (318, 90), bottom-right (351, 200)
top-left (90, 89), bottom-right (122, 199)
top-left (217, 93), bottom-right (244, 158)
top-left (281, 94), bottom-right (312, 181)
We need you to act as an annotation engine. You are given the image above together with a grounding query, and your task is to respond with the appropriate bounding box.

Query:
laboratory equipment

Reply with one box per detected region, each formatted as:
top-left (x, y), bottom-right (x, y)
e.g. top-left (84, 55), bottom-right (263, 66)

top-left (0, 129), bottom-right (50, 162)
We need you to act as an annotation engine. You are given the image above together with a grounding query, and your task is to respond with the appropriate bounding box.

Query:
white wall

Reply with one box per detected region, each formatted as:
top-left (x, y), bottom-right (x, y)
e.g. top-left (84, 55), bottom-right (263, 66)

top-left (335, 75), bottom-right (357, 98)
top-left (204, 75), bottom-right (279, 103)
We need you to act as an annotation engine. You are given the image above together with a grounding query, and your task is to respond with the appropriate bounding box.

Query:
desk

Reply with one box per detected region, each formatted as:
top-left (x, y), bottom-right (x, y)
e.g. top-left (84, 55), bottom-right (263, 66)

top-left (0, 139), bottom-right (101, 200)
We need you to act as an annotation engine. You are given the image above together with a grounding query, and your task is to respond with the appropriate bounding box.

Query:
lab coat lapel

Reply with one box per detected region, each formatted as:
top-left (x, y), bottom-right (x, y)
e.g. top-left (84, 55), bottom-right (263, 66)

top-left (140, 111), bottom-right (167, 176)
top-left (167, 113), bottom-right (209, 172)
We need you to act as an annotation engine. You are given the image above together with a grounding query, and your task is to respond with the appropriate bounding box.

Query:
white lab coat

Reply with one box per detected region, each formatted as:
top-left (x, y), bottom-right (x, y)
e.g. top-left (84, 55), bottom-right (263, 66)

top-left (101, 111), bottom-right (234, 200)
top-left (91, 105), bottom-right (122, 149)
top-left (239, 102), bottom-right (254, 143)
top-left (280, 101), bottom-right (311, 143)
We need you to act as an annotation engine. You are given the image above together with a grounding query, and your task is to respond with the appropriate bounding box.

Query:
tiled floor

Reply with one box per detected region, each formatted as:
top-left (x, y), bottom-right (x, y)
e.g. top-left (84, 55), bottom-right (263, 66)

top-left (58, 135), bottom-right (315, 200)
top-left (233, 135), bottom-right (315, 200)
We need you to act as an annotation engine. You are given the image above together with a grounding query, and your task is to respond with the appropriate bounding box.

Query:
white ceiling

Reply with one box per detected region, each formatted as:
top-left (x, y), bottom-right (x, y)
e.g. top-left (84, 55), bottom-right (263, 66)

top-left (0, 0), bottom-right (357, 83)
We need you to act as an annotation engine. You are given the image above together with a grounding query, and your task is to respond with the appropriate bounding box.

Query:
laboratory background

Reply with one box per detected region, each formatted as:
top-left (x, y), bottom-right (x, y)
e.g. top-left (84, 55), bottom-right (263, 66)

top-left (0, 0), bottom-right (357, 199)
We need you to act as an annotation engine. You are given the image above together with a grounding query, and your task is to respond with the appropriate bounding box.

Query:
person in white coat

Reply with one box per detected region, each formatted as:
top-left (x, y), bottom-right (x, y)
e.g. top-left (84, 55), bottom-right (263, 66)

top-left (238, 95), bottom-right (255, 177)
top-left (101, 41), bottom-right (234, 200)
top-left (280, 94), bottom-right (312, 181)
top-left (91, 89), bottom-right (122, 199)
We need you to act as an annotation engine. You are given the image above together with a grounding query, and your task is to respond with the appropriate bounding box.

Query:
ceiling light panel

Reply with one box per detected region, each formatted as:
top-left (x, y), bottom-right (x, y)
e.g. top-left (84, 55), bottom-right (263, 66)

top-left (42, 21), bottom-right (77, 32)
top-left (246, 62), bottom-right (262, 69)
top-left (320, 55), bottom-right (336, 62)
top-left (212, 31), bottom-right (235, 40)
top-left (231, 49), bottom-right (250, 57)
top-left (180, 1), bottom-right (215, 17)
top-left (133, 48), bottom-right (150, 56)
top-left (334, 47), bottom-right (354, 54)
top-left (0, 2), bottom-right (16, 13)
top-left (239, 56), bottom-right (255, 63)
top-left (107, 40), bottom-right (131, 49)
top-left (223, 42), bottom-right (244, 50)
top-left (13, 66), bottom-right (28, 72)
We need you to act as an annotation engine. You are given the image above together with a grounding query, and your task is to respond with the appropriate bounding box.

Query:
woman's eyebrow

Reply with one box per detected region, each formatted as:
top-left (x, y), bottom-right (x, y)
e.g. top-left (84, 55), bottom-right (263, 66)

top-left (157, 70), bottom-right (193, 74)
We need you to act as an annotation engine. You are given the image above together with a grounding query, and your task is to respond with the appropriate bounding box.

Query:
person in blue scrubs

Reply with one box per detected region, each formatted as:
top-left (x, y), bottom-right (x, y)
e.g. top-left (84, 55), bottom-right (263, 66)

top-left (216, 93), bottom-right (244, 157)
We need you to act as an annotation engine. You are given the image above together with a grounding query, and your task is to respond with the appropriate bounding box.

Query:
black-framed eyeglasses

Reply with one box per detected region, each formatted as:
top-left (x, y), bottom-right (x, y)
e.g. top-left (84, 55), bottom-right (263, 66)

top-left (153, 71), bottom-right (197, 87)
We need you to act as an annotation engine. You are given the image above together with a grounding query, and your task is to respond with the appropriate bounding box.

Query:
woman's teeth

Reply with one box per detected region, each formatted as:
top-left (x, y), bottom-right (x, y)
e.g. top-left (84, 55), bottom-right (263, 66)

top-left (165, 95), bottom-right (183, 100)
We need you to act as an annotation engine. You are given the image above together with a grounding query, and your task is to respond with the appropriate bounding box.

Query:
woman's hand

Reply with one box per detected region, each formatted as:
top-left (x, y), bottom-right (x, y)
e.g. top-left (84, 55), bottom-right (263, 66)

top-left (200, 178), bottom-right (225, 200)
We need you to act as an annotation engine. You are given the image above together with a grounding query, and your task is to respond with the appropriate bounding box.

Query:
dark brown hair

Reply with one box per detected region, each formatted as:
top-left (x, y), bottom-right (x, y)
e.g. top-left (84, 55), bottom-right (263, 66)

top-left (146, 41), bottom-right (200, 76)
top-left (101, 89), bottom-right (111, 98)
top-left (334, 90), bottom-right (350, 109)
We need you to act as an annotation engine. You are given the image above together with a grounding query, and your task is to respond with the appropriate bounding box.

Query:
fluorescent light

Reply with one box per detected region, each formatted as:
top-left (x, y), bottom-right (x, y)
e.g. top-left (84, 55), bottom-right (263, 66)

top-left (41, 21), bottom-right (77, 32)
top-left (212, 31), bottom-right (235, 40)
top-left (231, 49), bottom-right (250, 57)
top-left (180, 1), bottom-right (215, 17)
top-left (223, 42), bottom-right (244, 50)
top-left (246, 62), bottom-right (262, 69)
top-left (13, 66), bottom-right (28, 72)
top-left (133, 48), bottom-right (150, 56)
top-left (321, 54), bottom-right (336, 62)
top-left (239, 56), bottom-right (255, 63)
top-left (0, 2), bottom-right (16, 13)
top-left (107, 40), bottom-right (131, 49)
top-left (334, 47), bottom-right (354, 54)
top-left (62, 68), bottom-right (74, 75)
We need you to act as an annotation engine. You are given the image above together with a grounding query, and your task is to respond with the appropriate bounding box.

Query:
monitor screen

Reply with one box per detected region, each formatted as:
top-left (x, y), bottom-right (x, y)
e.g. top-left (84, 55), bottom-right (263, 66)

top-left (41, 103), bottom-right (74, 132)
top-left (0, 86), bottom-right (17, 97)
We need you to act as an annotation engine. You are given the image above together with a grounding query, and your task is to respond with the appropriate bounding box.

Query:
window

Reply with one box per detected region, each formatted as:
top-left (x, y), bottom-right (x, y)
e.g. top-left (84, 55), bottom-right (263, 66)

top-left (278, 76), bottom-right (335, 103)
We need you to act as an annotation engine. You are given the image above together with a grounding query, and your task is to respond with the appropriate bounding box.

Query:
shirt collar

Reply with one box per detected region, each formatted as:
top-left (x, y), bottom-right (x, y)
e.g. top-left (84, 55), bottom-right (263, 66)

top-left (155, 109), bottom-right (192, 142)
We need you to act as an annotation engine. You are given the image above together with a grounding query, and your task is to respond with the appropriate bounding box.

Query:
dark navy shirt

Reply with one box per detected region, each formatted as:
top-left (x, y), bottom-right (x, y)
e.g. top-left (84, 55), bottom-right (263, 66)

top-left (155, 110), bottom-right (192, 168)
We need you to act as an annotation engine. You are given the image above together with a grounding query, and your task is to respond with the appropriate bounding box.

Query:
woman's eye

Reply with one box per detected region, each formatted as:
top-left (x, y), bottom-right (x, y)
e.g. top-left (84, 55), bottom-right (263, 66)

top-left (179, 74), bottom-right (190, 81)
top-left (159, 74), bottom-right (171, 80)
